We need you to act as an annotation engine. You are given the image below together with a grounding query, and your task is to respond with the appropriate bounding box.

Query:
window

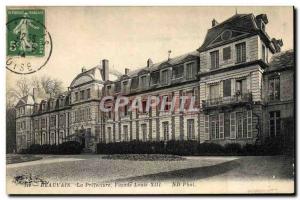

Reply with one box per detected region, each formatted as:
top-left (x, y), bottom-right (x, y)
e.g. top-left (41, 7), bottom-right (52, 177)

top-left (80, 90), bottom-right (85, 100)
top-left (210, 50), bottom-right (219, 69)
top-left (186, 62), bottom-right (195, 80)
top-left (50, 115), bottom-right (56, 127)
top-left (223, 46), bottom-right (231, 60)
top-left (41, 118), bottom-right (46, 128)
top-left (123, 125), bottom-right (129, 141)
top-left (150, 71), bottom-right (160, 85)
top-left (107, 127), bottom-right (112, 143)
top-left (141, 100), bottom-right (147, 113)
top-left (236, 42), bottom-right (246, 63)
top-left (162, 122), bottom-right (169, 141)
top-left (209, 115), bottom-right (219, 139)
top-left (187, 119), bottom-right (195, 140)
top-left (75, 92), bottom-right (79, 102)
top-left (209, 84), bottom-right (219, 100)
top-left (131, 77), bottom-right (139, 90)
top-left (162, 95), bottom-right (171, 112)
top-left (223, 79), bottom-right (231, 97)
top-left (236, 112), bottom-right (248, 138)
top-left (87, 89), bottom-right (91, 99)
top-left (59, 114), bottom-right (65, 127)
top-left (269, 77), bottom-right (280, 101)
top-left (141, 124), bottom-right (147, 141)
top-left (115, 82), bottom-right (121, 93)
top-left (140, 76), bottom-right (148, 89)
top-left (172, 65), bottom-right (184, 79)
top-left (124, 105), bottom-right (128, 116)
top-left (122, 81), bottom-right (128, 93)
top-left (270, 111), bottom-right (281, 137)
top-left (161, 69), bottom-right (169, 85)
top-left (236, 79), bottom-right (247, 95)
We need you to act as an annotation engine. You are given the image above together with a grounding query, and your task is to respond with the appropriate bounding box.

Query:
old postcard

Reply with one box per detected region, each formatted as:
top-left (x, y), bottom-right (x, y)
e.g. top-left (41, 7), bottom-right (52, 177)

top-left (6, 6), bottom-right (295, 195)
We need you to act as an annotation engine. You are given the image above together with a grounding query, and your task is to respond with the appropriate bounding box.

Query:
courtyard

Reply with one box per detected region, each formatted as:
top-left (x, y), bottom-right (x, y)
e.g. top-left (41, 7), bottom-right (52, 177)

top-left (6, 154), bottom-right (294, 194)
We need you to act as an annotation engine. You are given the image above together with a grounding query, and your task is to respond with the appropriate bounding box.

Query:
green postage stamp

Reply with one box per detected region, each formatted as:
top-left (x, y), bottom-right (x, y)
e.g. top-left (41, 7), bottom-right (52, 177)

top-left (7, 9), bottom-right (45, 57)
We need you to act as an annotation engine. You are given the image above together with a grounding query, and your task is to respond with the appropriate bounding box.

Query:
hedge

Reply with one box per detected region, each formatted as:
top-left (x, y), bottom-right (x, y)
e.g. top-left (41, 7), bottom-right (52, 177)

top-left (97, 138), bottom-right (288, 156)
top-left (20, 141), bottom-right (83, 154)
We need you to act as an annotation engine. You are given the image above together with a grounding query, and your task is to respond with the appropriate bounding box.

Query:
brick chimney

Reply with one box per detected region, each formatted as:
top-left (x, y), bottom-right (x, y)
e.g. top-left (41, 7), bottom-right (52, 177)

top-left (102, 59), bottom-right (109, 81)
top-left (125, 68), bottom-right (130, 75)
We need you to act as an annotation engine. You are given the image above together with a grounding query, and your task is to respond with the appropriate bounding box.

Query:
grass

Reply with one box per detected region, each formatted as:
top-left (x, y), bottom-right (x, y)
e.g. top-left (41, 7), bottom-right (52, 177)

top-left (6, 154), bottom-right (42, 164)
top-left (102, 154), bottom-right (186, 161)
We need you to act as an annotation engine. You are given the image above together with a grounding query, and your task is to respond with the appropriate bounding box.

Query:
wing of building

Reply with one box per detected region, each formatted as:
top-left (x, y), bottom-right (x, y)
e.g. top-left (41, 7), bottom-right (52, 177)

top-left (15, 13), bottom-right (294, 153)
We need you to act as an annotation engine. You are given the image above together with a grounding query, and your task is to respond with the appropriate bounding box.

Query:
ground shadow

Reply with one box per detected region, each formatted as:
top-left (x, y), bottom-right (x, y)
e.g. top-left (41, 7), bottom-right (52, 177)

top-left (113, 159), bottom-right (240, 182)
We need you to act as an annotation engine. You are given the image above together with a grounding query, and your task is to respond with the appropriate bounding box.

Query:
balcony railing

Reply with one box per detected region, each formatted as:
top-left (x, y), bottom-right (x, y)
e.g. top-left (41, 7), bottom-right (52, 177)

top-left (202, 93), bottom-right (252, 109)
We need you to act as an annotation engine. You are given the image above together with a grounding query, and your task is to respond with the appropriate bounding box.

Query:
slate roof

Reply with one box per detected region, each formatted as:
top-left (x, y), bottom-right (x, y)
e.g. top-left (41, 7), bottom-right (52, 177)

top-left (268, 49), bottom-right (294, 72)
top-left (198, 13), bottom-right (273, 52)
top-left (15, 95), bottom-right (34, 107)
top-left (116, 51), bottom-right (199, 81)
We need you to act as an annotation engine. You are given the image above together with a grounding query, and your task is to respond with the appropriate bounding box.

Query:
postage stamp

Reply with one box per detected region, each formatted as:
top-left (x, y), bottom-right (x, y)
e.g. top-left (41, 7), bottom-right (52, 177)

top-left (6, 9), bottom-right (52, 74)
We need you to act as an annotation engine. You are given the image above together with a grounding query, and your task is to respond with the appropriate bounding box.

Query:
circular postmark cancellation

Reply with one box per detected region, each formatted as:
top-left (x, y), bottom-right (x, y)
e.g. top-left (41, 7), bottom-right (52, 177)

top-left (6, 9), bottom-right (52, 75)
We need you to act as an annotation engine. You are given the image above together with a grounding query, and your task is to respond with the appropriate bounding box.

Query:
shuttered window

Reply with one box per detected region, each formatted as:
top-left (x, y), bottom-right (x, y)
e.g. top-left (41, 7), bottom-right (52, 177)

top-left (210, 50), bottom-right (219, 69)
top-left (204, 115), bottom-right (210, 140)
top-left (236, 42), bottom-right (246, 63)
top-left (187, 119), bottom-right (195, 140)
top-left (230, 112), bottom-right (236, 139)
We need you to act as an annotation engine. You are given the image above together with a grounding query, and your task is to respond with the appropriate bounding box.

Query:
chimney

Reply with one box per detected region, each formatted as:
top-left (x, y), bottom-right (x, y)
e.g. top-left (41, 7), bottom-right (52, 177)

top-left (212, 19), bottom-right (219, 27)
top-left (125, 68), bottom-right (130, 75)
top-left (102, 59), bottom-right (109, 81)
top-left (81, 66), bottom-right (86, 72)
top-left (147, 58), bottom-right (153, 68)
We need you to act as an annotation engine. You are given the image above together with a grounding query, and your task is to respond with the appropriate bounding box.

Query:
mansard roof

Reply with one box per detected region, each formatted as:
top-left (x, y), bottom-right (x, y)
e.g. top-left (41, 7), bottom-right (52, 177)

top-left (15, 95), bottom-right (34, 107)
top-left (70, 66), bottom-right (104, 88)
top-left (114, 51), bottom-right (199, 81)
top-left (198, 13), bottom-right (278, 53)
top-left (268, 49), bottom-right (294, 72)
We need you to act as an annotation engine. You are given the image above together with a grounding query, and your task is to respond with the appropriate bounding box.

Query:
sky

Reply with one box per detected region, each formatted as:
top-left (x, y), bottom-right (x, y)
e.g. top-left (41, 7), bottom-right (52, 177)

top-left (6, 6), bottom-right (294, 90)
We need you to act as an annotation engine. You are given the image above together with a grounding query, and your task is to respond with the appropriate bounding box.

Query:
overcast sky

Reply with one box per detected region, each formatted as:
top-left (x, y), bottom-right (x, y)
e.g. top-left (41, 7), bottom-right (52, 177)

top-left (7, 6), bottom-right (294, 90)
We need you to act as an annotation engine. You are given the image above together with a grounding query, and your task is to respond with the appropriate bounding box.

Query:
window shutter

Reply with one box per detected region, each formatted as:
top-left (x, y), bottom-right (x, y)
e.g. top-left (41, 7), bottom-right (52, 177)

top-left (247, 110), bottom-right (252, 138)
top-left (219, 81), bottom-right (223, 98)
top-left (246, 75), bottom-right (251, 93)
top-left (206, 84), bottom-right (210, 99)
top-left (219, 113), bottom-right (224, 139)
top-left (194, 87), bottom-right (200, 107)
top-left (204, 115), bottom-right (210, 140)
top-left (230, 112), bottom-right (236, 139)
top-left (231, 78), bottom-right (236, 96)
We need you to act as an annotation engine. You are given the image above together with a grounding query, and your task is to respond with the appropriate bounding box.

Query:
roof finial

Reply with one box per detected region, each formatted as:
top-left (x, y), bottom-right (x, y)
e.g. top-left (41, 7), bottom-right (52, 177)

top-left (168, 50), bottom-right (172, 60)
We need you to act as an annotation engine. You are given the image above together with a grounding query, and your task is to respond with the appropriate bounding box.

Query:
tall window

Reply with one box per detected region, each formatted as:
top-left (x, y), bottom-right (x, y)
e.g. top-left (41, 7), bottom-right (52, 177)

top-left (80, 90), bottom-right (85, 100)
top-left (236, 79), bottom-right (247, 95)
top-left (210, 50), bottom-right (219, 69)
top-left (87, 88), bottom-right (91, 99)
top-left (270, 111), bottom-right (281, 137)
top-left (223, 79), bottom-right (231, 97)
top-left (186, 62), bottom-right (195, 80)
top-left (123, 125), bottom-right (129, 141)
top-left (223, 46), bottom-right (231, 60)
top-left (162, 122), bottom-right (169, 141)
top-left (141, 124), bottom-right (147, 141)
top-left (236, 112), bottom-right (248, 138)
top-left (236, 42), bottom-right (246, 63)
top-left (209, 115), bottom-right (219, 139)
top-left (269, 77), bottom-right (280, 101)
top-left (50, 115), bottom-right (56, 127)
top-left (41, 118), bottom-right (46, 128)
top-left (107, 127), bottom-right (112, 143)
top-left (187, 119), bottom-right (195, 140)
top-left (124, 105), bottom-right (128, 116)
top-left (161, 69), bottom-right (169, 85)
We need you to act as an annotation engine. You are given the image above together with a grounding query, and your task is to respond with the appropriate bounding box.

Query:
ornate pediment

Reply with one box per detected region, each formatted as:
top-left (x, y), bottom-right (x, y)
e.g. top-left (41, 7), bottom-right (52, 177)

top-left (208, 29), bottom-right (249, 48)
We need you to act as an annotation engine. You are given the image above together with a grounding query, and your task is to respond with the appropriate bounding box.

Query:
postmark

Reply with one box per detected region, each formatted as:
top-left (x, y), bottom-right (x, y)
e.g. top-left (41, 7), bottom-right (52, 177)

top-left (6, 9), bottom-right (52, 74)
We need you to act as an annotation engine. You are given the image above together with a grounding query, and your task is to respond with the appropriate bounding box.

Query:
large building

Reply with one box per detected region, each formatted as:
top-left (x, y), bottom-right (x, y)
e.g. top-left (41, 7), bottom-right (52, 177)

top-left (15, 13), bottom-right (294, 152)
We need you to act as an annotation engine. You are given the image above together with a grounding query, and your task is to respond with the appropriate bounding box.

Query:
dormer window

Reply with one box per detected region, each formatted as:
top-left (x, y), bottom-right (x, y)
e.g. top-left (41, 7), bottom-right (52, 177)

top-left (161, 69), bottom-right (169, 85)
top-left (150, 71), bottom-right (159, 85)
top-left (41, 103), bottom-right (45, 111)
top-left (140, 75), bottom-right (148, 89)
top-left (186, 62), bottom-right (195, 80)
top-left (173, 65), bottom-right (184, 79)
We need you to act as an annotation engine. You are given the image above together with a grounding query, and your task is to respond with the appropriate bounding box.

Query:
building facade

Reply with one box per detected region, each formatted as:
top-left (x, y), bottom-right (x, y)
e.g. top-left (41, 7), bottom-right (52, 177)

top-left (15, 13), bottom-right (294, 152)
